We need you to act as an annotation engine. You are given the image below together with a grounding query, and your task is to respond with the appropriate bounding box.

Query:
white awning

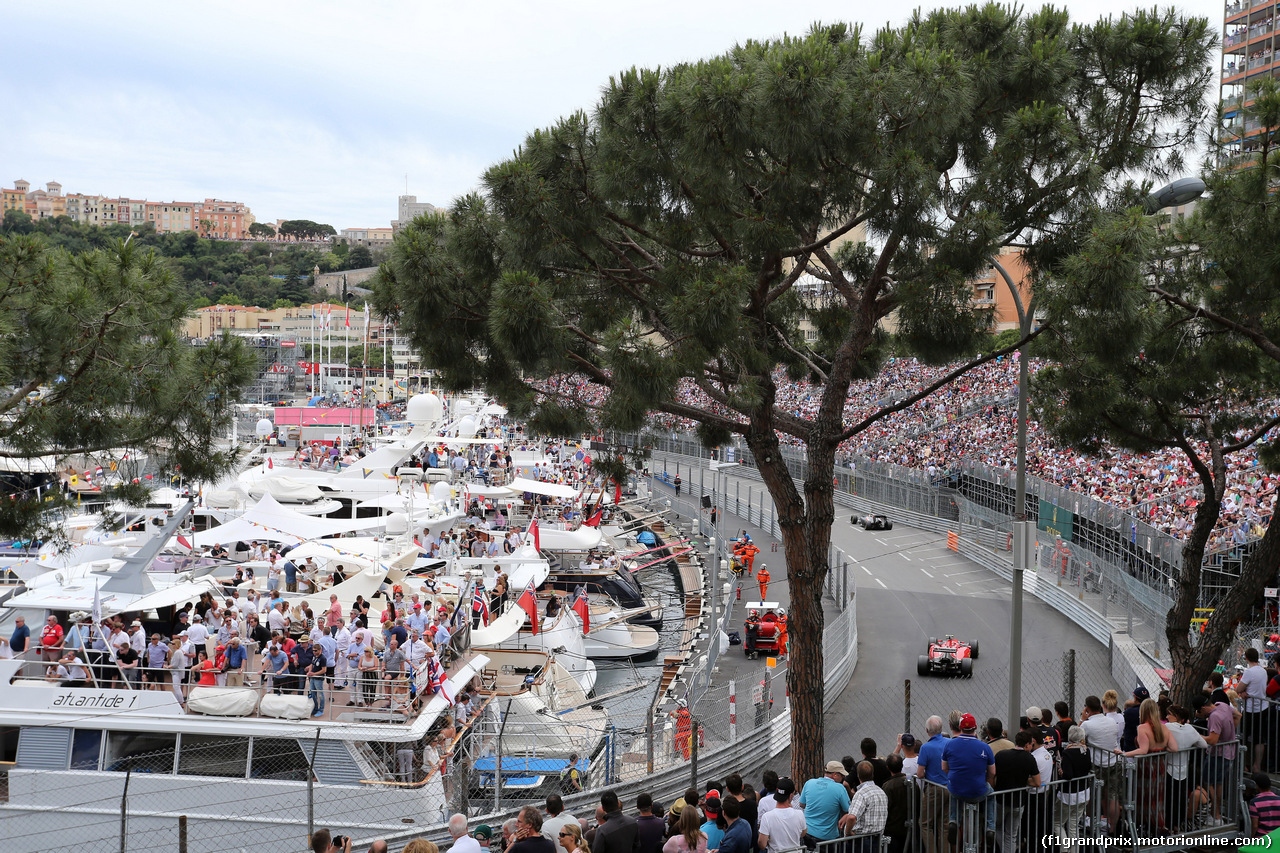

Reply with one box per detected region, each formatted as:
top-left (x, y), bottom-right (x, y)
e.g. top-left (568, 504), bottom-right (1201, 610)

top-left (190, 494), bottom-right (388, 548)
top-left (507, 478), bottom-right (580, 499)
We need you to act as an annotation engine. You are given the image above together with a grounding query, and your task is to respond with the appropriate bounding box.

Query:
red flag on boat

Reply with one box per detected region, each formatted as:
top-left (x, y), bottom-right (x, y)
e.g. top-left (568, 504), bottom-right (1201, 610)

top-left (571, 588), bottom-right (590, 635)
top-left (526, 519), bottom-right (540, 551)
top-left (471, 585), bottom-right (490, 626)
top-left (583, 508), bottom-right (604, 527)
top-left (517, 581), bottom-right (540, 635)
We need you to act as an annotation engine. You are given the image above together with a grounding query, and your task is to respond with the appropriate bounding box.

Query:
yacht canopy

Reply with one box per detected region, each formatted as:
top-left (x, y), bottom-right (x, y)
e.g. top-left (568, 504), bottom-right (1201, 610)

top-left (506, 478), bottom-right (579, 499)
top-left (190, 495), bottom-right (387, 548)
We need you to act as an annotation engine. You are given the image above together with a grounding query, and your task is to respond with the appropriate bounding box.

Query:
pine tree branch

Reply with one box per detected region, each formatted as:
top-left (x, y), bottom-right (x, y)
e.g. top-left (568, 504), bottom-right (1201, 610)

top-left (1145, 283), bottom-right (1280, 364)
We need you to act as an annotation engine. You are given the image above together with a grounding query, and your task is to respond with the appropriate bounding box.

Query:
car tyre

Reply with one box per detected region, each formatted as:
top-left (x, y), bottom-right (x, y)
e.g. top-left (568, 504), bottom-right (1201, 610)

top-left (918, 655), bottom-right (930, 677)
top-left (970, 640), bottom-right (979, 660)
top-left (885, 522), bottom-right (893, 530)
top-left (928, 637), bottom-right (937, 647)
top-left (960, 658), bottom-right (973, 678)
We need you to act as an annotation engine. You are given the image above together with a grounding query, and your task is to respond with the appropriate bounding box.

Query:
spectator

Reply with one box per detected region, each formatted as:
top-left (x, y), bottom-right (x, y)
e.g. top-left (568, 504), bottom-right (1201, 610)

top-left (1055, 726), bottom-right (1092, 852)
top-left (941, 713), bottom-right (995, 846)
top-left (662, 807), bottom-right (706, 853)
top-left (1196, 693), bottom-right (1237, 827)
top-left (724, 774), bottom-right (756, 852)
top-left (39, 615), bottom-right (63, 663)
top-left (558, 824), bottom-right (590, 853)
top-left (635, 794), bottom-right (666, 853)
top-left (841, 760), bottom-right (887, 853)
top-left (1251, 773), bottom-right (1280, 837)
top-left (798, 760), bottom-right (850, 843)
top-left (1164, 704), bottom-right (1207, 830)
top-left (699, 798), bottom-right (723, 853)
top-left (717, 798), bottom-right (751, 853)
top-left (1121, 687), bottom-right (1148, 752)
top-left (511, 806), bottom-right (555, 853)
top-left (10, 616), bottom-right (28, 656)
top-left (448, 814), bottom-right (482, 853)
top-left (594, 790), bottom-right (638, 853)
top-left (1239, 647), bottom-right (1269, 773)
top-left (860, 738), bottom-right (891, 788)
top-left (544, 795), bottom-right (578, 853)
top-left (757, 770), bottom-right (779, 819)
top-left (881, 755), bottom-right (913, 853)
top-left (896, 734), bottom-right (920, 782)
top-left (983, 718), bottom-right (1014, 754)
top-left (993, 731), bottom-right (1039, 853)
top-left (915, 716), bottom-right (949, 853)
top-left (1080, 695), bottom-right (1122, 835)
top-left (756, 775), bottom-right (803, 853)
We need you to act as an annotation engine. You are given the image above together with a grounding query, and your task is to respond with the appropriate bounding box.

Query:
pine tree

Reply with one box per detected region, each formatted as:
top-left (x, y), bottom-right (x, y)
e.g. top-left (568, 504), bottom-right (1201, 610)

top-left (374, 6), bottom-right (1212, 778)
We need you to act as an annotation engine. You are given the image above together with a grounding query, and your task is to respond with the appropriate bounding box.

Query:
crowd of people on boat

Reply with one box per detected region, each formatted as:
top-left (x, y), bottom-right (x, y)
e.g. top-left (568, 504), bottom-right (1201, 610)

top-left (530, 358), bottom-right (1280, 549)
top-left (315, 663), bottom-right (1280, 853)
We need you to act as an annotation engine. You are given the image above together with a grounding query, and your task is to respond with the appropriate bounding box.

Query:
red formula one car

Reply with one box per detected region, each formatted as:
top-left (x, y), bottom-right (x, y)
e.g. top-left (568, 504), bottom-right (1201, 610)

top-left (917, 634), bottom-right (979, 677)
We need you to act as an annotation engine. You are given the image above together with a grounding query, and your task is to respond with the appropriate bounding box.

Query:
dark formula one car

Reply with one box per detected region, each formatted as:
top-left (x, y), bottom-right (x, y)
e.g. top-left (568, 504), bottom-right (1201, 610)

top-left (917, 634), bottom-right (979, 677)
top-left (853, 513), bottom-right (894, 531)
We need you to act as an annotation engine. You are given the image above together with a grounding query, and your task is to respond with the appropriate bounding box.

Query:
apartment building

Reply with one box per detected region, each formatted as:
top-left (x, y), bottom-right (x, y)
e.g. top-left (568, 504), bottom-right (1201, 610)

top-left (1221, 0), bottom-right (1276, 159)
top-left (194, 198), bottom-right (254, 239)
top-left (0, 178), bottom-right (254, 235)
top-left (338, 226), bottom-right (394, 248)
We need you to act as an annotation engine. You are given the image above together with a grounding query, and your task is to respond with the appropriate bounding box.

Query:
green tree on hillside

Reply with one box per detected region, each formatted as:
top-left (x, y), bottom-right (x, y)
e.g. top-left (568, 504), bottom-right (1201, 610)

top-left (375, 6), bottom-right (1213, 777)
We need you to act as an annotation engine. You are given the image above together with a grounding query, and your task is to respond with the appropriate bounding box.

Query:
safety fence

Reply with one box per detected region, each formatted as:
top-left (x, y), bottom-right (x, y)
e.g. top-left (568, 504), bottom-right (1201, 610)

top-left (636, 437), bottom-right (1174, 664)
top-left (625, 430), bottom-right (1218, 613)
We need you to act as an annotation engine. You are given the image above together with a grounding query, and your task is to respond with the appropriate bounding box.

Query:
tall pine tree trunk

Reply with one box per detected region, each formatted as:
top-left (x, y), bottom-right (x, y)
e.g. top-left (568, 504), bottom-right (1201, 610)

top-left (745, 423), bottom-right (836, 783)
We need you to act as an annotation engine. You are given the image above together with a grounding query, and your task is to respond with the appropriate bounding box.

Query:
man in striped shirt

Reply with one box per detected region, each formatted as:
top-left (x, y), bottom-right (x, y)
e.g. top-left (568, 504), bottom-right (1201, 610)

top-left (1250, 773), bottom-right (1280, 837)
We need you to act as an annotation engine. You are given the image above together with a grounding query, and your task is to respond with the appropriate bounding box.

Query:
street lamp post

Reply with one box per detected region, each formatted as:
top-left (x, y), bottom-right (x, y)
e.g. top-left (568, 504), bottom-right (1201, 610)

top-left (999, 176), bottom-right (1204, 730)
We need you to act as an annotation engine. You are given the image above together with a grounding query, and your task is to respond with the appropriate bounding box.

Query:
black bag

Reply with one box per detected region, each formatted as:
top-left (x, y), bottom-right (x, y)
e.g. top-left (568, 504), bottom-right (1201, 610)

top-left (801, 833), bottom-right (819, 850)
top-left (728, 631), bottom-right (741, 646)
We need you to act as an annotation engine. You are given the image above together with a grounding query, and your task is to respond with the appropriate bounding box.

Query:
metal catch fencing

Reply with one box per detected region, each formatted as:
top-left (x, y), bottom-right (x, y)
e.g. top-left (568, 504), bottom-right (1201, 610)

top-left (637, 436), bottom-right (1177, 663)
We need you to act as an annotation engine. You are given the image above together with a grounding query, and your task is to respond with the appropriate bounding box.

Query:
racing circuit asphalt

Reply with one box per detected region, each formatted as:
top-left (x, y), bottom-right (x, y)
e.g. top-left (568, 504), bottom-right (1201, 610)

top-left (649, 457), bottom-right (1119, 767)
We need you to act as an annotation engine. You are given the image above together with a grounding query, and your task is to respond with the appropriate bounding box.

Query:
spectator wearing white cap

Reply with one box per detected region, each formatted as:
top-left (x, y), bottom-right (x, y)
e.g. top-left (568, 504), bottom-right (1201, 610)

top-left (128, 620), bottom-right (146, 654)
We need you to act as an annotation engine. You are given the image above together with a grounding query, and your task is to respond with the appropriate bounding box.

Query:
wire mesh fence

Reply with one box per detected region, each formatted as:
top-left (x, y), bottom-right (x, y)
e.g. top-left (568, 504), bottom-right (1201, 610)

top-left (637, 436), bottom-right (1183, 662)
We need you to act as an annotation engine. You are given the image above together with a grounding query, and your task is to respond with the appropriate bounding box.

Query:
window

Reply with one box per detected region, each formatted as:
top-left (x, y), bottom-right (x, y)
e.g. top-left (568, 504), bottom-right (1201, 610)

top-left (70, 729), bottom-right (102, 770)
top-left (178, 735), bottom-right (248, 778)
top-left (104, 731), bottom-right (176, 774)
top-left (250, 737), bottom-right (312, 782)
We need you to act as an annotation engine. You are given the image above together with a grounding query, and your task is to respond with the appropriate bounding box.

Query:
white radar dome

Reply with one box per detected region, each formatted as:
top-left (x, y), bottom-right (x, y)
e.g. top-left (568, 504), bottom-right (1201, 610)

top-left (431, 481), bottom-right (451, 503)
top-left (406, 393), bottom-right (443, 425)
top-left (384, 512), bottom-right (409, 536)
top-left (457, 416), bottom-right (477, 438)
top-left (255, 418), bottom-right (274, 439)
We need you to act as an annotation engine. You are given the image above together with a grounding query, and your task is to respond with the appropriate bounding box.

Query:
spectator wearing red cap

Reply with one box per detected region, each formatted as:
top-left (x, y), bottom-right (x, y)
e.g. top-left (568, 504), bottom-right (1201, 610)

top-left (941, 713), bottom-right (995, 846)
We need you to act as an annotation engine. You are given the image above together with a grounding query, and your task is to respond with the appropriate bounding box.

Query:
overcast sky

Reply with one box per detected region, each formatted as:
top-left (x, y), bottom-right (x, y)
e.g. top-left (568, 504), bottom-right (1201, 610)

top-left (3, 0), bottom-right (1222, 230)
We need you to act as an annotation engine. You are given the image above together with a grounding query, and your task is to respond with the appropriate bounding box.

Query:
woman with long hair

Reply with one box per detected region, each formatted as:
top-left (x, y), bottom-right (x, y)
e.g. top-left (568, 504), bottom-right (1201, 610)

top-left (662, 805), bottom-right (707, 853)
top-left (559, 822), bottom-right (591, 853)
top-left (357, 646), bottom-right (380, 707)
top-left (1117, 697), bottom-right (1179, 832)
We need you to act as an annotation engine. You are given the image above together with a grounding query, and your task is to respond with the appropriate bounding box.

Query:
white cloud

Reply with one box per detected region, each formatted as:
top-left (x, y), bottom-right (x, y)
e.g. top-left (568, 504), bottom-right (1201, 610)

top-left (1, 0), bottom-right (1222, 227)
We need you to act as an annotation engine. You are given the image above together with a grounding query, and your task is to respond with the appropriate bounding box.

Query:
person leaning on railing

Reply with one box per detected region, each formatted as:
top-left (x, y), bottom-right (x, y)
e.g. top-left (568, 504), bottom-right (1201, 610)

top-left (1114, 698), bottom-right (1178, 834)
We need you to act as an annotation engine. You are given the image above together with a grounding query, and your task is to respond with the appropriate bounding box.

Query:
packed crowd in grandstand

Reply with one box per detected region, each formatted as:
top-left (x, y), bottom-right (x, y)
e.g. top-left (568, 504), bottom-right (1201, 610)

top-left (532, 357), bottom-right (1279, 549)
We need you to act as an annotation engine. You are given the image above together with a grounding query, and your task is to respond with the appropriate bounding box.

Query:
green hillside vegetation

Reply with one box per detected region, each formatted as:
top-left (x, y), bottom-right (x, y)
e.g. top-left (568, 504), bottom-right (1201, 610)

top-left (0, 213), bottom-right (378, 309)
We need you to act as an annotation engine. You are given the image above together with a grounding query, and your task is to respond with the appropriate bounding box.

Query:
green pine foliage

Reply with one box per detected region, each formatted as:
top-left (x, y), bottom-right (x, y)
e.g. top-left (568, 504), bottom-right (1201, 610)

top-left (0, 233), bottom-right (258, 538)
